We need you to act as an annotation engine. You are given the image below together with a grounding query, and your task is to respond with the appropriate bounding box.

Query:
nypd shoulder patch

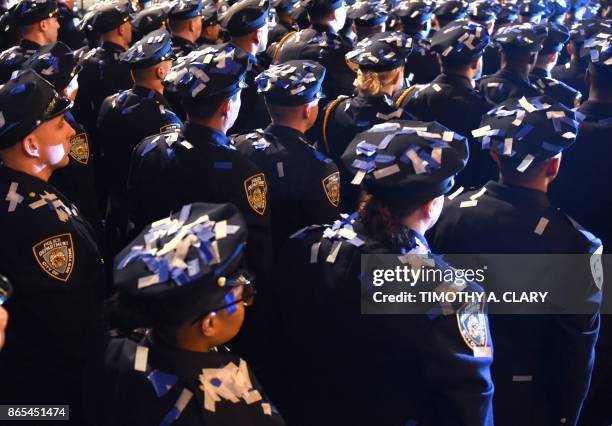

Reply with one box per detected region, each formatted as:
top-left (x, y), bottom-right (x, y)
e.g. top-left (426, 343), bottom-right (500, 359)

top-left (244, 173), bottom-right (268, 216)
top-left (69, 132), bottom-right (90, 165)
top-left (32, 233), bottom-right (75, 283)
top-left (322, 171), bottom-right (340, 208)
top-left (456, 300), bottom-right (489, 354)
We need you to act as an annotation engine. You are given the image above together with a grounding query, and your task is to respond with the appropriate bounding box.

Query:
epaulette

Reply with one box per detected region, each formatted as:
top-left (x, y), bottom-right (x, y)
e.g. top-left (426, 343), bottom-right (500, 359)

top-left (557, 210), bottom-right (603, 251)
top-left (138, 131), bottom-right (192, 158)
top-left (0, 46), bottom-right (22, 65)
top-left (290, 212), bottom-right (364, 264)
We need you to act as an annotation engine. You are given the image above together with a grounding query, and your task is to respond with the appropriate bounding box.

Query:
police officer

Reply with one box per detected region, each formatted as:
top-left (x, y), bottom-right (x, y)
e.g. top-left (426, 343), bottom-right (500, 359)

top-left (552, 18), bottom-right (610, 100)
top-left (0, 7), bottom-right (21, 52)
top-left (97, 29), bottom-right (182, 252)
top-left (346, 0), bottom-right (388, 41)
top-left (234, 60), bottom-right (339, 250)
top-left (393, 0), bottom-right (440, 84)
top-left (128, 44), bottom-right (273, 280)
top-left (430, 95), bottom-right (602, 426)
top-left (479, 23), bottom-right (547, 106)
top-left (168, 0), bottom-right (202, 57)
top-left (22, 41), bottom-right (103, 231)
top-left (220, 0), bottom-right (271, 133)
top-left (57, 0), bottom-right (86, 50)
top-left (131, 3), bottom-right (169, 42)
top-left (468, 0), bottom-right (500, 75)
top-left (318, 31), bottom-right (413, 209)
top-left (102, 202), bottom-right (286, 426)
top-left (432, 0), bottom-right (467, 32)
top-left (399, 19), bottom-right (495, 187)
top-left (270, 118), bottom-right (494, 425)
top-left (273, 0), bottom-right (354, 104)
top-left (550, 29), bottom-right (612, 426)
top-left (0, 0), bottom-right (59, 83)
top-left (530, 22), bottom-right (582, 107)
top-left (74, 0), bottom-right (133, 135)
top-left (0, 70), bottom-right (107, 422)
top-left (268, 0), bottom-right (299, 45)
top-left (197, 1), bottom-right (223, 46)
top-left (518, 0), bottom-right (548, 23)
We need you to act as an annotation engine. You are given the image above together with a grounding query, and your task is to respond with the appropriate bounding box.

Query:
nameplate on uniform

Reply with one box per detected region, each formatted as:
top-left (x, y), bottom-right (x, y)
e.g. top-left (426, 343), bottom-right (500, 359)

top-left (32, 233), bottom-right (75, 283)
top-left (322, 172), bottom-right (340, 207)
top-left (69, 133), bottom-right (90, 165)
top-left (244, 173), bottom-right (268, 216)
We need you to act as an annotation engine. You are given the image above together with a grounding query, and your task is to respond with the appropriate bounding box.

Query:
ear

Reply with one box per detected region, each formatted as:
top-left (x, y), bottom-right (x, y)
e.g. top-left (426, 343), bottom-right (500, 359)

top-left (585, 67), bottom-right (591, 87)
top-left (470, 57), bottom-right (480, 71)
top-left (38, 19), bottom-right (47, 32)
top-left (218, 98), bottom-right (231, 117)
top-left (21, 134), bottom-right (40, 158)
top-left (545, 156), bottom-right (561, 179)
top-left (155, 64), bottom-right (166, 80)
top-left (548, 51), bottom-right (559, 65)
top-left (420, 198), bottom-right (437, 219)
top-left (489, 151), bottom-right (500, 165)
top-left (567, 42), bottom-right (574, 57)
top-left (200, 312), bottom-right (217, 337)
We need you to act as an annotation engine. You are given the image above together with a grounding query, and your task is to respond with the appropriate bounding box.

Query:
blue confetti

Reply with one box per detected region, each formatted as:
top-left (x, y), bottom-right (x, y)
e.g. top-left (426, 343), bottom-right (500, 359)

top-left (147, 370), bottom-right (178, 398)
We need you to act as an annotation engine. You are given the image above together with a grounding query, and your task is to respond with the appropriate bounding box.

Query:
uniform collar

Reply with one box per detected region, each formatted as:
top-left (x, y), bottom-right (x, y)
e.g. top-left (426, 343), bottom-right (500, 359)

top-left (265, 124), bottom-right (308, 144)
top-left (0, 164), bottom-right (47, 187)
top-left (531, 66), bottom-right (550, 78)
top-left (182, 122), bottom-right (231, 148)
top-left (19, 38), bottom-right (41, 51)
top-left (312, 22), bottom-right (337, 36)
top-left (434, 73), bottom-right (475, 90)
top-left (578, 100), bottom-right (612, 121)
top-left (148, 335), bottom-right (239, 378)
top-left (101, 41), bottom-right (127, 53)
top-left (496, 67), bottom-right (532, 86)
top-left (132, 85), bottom-right (172, 108)
top-left (484, 180), bottom-right (550, 209)
top-left (171, 35), bottom-right (196, 48)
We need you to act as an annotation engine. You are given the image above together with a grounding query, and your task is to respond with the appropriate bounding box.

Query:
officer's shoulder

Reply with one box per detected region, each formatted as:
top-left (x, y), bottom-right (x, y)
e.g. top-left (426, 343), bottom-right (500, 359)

top-left (233, 129), bottom-right (269, 152)
top-left (549, 207), bottom-right (602, 253)
top-left (134, 131), bottom-right (185, 159)
top-left (0, 46), bottom-right (22, 62)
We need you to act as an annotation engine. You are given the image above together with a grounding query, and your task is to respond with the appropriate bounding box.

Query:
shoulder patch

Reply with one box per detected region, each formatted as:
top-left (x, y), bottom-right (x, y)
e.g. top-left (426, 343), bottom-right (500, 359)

top-left (322, 171), bottom-right (340, 207)
top-left (32, 233), bottom-right (75, 283)
top-left (590, 248), bottom-right (604, 291)
top-left (244, 173), bottom-right (268, 216)
top-left (456, 300), bottom-right (489, 355)
top-left (160, 123), bottom-right (181, 133)
top-left (69, 132), bottom-right (90, 165)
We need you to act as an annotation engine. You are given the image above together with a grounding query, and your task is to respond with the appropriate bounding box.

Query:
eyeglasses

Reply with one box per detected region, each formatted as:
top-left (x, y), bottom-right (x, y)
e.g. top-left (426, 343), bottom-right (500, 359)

top-left (190, 277), bottom-right (256, 325)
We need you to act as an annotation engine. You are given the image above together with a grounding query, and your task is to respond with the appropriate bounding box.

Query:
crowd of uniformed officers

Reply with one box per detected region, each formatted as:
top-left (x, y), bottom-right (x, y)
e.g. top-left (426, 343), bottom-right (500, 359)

top-left (0, 0), bottom-right (610, 424)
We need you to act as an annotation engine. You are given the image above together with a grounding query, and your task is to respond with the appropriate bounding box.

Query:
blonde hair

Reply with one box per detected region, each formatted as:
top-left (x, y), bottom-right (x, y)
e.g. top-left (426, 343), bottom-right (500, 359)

top-left (351, 66), bottom-right (402, 96)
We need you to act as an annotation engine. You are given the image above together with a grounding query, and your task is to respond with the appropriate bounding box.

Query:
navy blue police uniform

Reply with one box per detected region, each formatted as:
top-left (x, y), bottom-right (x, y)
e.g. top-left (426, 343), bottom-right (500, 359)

top-left (21, 41), bottom-right (103, 231)
top-left (273, 0), bottom-right (355, 105)
top-left (530, 22), bottom-right (582, 108)
top-left (268, 118), bottom-right (494, 426)
top-left (393, 0), bottom-right (440, 85)
top-left (478, 23), bottom-right (546, 106)
top-left (169, 0), bottom-right (202, 57)
top-left (0, 0), bottom-right (59, 83)
top-left (430, 95), bottom-right (602, 426)
top-left (101, 203), bottom-right (286, 426)
top-left (97, 29), bottom-right (182, 252)
top-left (0, 70), bottom-right (108, 423)
top-left (220, 0), bottom-right (272, 134)
top-left (127, 44), bottom-right (273, 280)
top-left (317, 31), bottom-right (414, 209)
top-left (549, 32), bottom-right (612, 426)
top-left (235, 60), bottom-right (340, 251)
top-left (398, 19), bottom-right (495, 187)
top-left (73, 1), bottom-right (134, 134)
